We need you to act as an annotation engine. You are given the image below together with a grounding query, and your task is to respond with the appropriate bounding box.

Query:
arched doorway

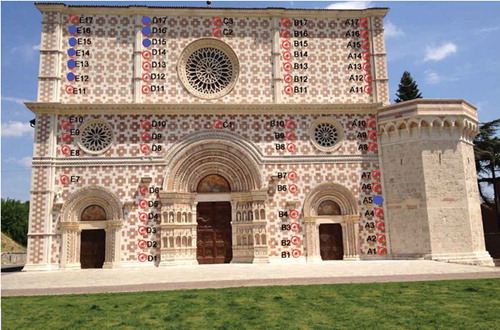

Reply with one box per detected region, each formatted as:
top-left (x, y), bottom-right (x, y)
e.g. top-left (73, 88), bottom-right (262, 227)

top-left (196, 175), bottom-right (233, 264)
top-left (80, 205), bottom-right (106, 269)
top-left (317, 200), bottom-right (344, 260)
top-left (303, 183), bottom-right (360, 262)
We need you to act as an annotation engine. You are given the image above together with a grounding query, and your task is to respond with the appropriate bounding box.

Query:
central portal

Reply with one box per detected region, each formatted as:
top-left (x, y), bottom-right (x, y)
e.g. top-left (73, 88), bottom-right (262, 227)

top-left (196, 202), bottom-right (232, 264)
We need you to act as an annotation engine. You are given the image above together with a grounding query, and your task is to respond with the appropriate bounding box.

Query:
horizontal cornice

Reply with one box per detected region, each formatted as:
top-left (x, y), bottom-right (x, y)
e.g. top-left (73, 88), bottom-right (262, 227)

top-left (25, 102), bottom-right (383, 115)
top-left (35, 3), bottom-right (390, 18)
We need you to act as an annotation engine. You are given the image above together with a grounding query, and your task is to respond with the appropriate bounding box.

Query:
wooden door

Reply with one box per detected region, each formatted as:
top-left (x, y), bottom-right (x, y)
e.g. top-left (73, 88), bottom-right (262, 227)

top-left (319, 224), bottom-right (344, 260)
top-left (80, 229), bottom-right (106, 268)
top-left (196, 202), bottom-right (232, 264)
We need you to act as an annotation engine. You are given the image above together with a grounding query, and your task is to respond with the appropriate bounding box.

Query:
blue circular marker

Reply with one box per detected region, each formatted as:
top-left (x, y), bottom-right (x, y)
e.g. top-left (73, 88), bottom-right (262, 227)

top-left (373, 195), bottom-right (384, 205)
top-left (142, 39), bottom-right (151, 47)
top-left (142, 16), bottom-right (151, 25)
top-left (68, 37), bottom-right (77, 47)
top-left (142, 26), bottom-right (151, 36)
top-left (67, 72), bottom-right (75, 81)
top-left (67, 48), bottom-right (76, 57)
top-left (68, 25), bottom-right (77, 35)
top-left (67, 59), bottom-right (76, 69)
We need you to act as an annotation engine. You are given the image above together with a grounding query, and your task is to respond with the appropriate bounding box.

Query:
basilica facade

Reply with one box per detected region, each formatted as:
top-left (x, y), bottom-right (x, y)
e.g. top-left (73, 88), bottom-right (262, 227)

top-left (23, 3), bottom-right (493, 271)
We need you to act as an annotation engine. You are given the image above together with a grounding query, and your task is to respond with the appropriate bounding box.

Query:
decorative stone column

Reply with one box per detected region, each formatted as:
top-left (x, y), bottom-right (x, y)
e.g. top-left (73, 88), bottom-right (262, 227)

top-left (343, 215), bottom-right (361, 260)
top-left (158, 192), bottom-right (197, 266)
top-left (305, 217), bottom-right (321, 262)
top-left (60, 221), bottom-right (81, 269)
top-left (103, 220), bottom-right (123, 269)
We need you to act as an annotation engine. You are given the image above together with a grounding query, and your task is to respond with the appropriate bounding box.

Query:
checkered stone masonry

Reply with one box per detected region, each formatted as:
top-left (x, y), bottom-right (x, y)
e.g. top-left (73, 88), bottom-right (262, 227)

top-left (37, 12), bottom-right (388, 104)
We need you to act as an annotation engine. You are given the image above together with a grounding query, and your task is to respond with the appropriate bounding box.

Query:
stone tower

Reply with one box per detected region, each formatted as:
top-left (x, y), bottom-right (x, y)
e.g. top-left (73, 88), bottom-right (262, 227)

top-left (378, 99), bottom-right (494, 266)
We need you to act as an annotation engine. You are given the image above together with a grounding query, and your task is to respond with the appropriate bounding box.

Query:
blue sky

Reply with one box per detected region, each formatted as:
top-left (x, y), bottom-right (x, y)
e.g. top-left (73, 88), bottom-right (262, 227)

top-left (2, 0), bottom-right (500, 201)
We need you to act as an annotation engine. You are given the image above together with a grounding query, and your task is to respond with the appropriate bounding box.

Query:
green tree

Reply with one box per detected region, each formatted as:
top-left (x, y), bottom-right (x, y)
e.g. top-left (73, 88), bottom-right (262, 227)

top-left (394, 71), bottom-right (423, 103)
top-left (474, 119), bottom-right (500, 229)
top-left (1, 198), bottom-right (30, 246)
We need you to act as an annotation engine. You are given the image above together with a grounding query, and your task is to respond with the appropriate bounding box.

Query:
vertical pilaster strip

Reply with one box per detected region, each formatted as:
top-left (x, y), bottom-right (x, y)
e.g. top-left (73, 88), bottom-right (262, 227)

top-left (271, 17), bottom-right (282, 103)
top-left (133, 15), bottom-right (143, 103)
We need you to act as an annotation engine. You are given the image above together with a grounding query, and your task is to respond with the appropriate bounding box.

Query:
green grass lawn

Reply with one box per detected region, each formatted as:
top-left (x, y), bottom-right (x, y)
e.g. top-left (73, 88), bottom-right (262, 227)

top-left (2, 279), bottom-right (499, 329)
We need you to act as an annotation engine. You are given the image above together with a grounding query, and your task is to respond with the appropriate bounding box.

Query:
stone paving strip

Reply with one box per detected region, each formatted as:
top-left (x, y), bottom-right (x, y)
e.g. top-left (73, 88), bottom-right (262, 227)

top-left (2, 260), bottom-right (499, 296)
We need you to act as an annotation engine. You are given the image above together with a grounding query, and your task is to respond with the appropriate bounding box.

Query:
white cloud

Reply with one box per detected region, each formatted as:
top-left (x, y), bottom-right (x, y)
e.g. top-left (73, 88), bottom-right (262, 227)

top-left (5, 157), bottom-right (32, 168)
top-left (475, 26), bottom-right (500, 33)
top-left (385, 21), bottom-right (405, 38)
top-left (425, 70), bottom-right (458, 85)
top-left (1, 121), bottom-right (33, 137)
top-left (326, 1), bottom-right (372, 10)
top-left (424, 42), bottom-right (457, 62)
top-left (32, 44), bottom-right (40, 50)
top-left (2, 96), bottom-right (31, 105)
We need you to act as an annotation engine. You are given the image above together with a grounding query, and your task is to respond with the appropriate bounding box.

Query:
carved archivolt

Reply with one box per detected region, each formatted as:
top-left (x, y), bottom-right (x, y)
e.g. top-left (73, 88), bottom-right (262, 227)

top-left (164, 137), bottom-right (262, 192)
top-left (303, 183), bottom-right (359, 217)
top-left (61, 186), bottom-right (123, 222)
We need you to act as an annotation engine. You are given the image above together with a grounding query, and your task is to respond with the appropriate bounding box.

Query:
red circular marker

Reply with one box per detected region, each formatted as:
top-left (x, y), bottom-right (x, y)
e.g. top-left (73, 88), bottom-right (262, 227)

top-left (284, 85), bottom-right (293, 95)
top-left (360, 18), bottom-right (369, 28)
top-left (285, 119), bottom-right (296, 129)
top-left (138, 239), bottom-right (147, 249)
top-left (288, 184), bottom-right (298, 194)
top-left (140, 144), bottom-right (151, 154)
top-left (281, 40), bottom-right (291, 49)
top-left (212, 28), bottom-right (222, 38)
top-left (290, 222), bottom-right (300, 232)
top-left (368, 130), bottom-right (377, 140)
top-left (377, 246), bottom-right (387, 256)
top-left (286, 143), bottom-right (296, 153)
top-left (139, 185), bottom-right (149, 195)
top-left (376, 234), bottom-right (386, 244)
top-left (69, 15), bottom-right (79, 24)
top-left (365, 73), bottom-right (373, 83)
top-left (361, 29), bottom-right (370, 39)
top-left (141, 120), bottom-right (151, 130)
top-left (280, 29), bottom-right (290, 39)
top-left (281, 18), bottom-right (291, 28)
top-left (289, 209), bottom-right (299, 220)
top-left (142, 50), bottom-right (152, 60)
top-left (142, 61), bottom-right (151, 71)
top-left (139, 199), bottom-right (148, 209)
top-left (212, 17), bottom-right (222, 27)
top-left (362, 40), bottom-right (370, 50)
top-left (287, 171), bottom-right (297, 181)
top-left (61, 145), bottom-right (71, 155)
top-left (372, 182), bottom-right (382, 193)
top-left (283, 62), bottom-right (292, 72)
top-left (141, 85), bottom-right (151, 94)
top-left (282, 51), bottom-right (292, 61)
top-left (292, 249), bottom-right (301, 258)
top-left (138, 226), bottom-right (147, 235)
top-left (141, 132), bottom-right (151, 142)
top-left (61, 120), bottom-right (72, 130)
top-left (291, 236), bottom-right (300, 245)
top-left (374, 207), bottom-right (384, 218)
top-left (372, 170), bottom-right (381, 181)
top-left (142, 73), bottom-right (151, 82)
top-left (362, 51), bottom-right (372, 61)
top-left (65, 85), bottom-right (74, 94)
top-left (60, 175), bottom-right (69, 185)
top-left (213, 119), bottom-right (223, 129)
top-left (139, 212), bottom-right (148, 222)
top-left (138, 253), bottom-right (147, 262)
top-left (283, 74), bottom-right (293, 84)
top-left (375, 220), bottom-right (385, 231)
top-left (286, 131), bottom-right (296, 141)
top-left (364, 85), bottom-right (373, 94)
top-left (363, 62), bottom-right (372, 72)
top-left (367, 118), bottom-right (376, 128)
top-left (61, 132), bottom-right (72, 142)
top-left (368, 142), bottom-right (378, 152)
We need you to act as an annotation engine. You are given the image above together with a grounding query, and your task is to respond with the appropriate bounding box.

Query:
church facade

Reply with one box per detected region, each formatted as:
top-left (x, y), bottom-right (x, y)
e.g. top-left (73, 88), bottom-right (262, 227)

top-left (23, 3), bottom-right (493, 271)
